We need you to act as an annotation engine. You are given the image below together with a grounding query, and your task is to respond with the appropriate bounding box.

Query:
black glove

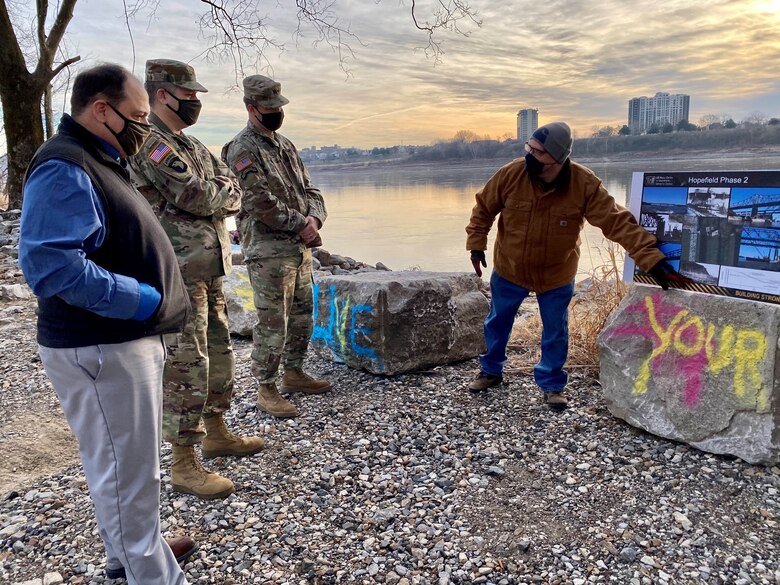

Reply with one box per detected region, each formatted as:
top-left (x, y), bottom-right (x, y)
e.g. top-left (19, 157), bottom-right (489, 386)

top-left (470, 250), bottom-right (487, 277)
top-left (648, 259), bottom-right (692, 290)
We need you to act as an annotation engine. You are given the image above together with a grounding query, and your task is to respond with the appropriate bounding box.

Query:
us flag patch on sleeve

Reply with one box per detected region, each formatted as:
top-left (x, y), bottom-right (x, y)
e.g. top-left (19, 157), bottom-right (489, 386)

top-left (149, 142), bottom-right (172, 164)
top-left (234, 155), bottom-right (253, 172)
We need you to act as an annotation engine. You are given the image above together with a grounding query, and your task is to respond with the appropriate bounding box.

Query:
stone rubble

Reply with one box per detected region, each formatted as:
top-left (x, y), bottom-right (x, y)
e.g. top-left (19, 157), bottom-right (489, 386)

top-left (1, 210), bottom-right (779, 584)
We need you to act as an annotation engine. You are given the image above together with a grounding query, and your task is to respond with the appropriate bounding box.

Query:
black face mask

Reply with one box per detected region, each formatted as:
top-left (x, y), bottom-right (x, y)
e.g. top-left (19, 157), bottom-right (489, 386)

top-left (255, 110), bottom-right (284, 132)
top-left (165, 90), bottom-right (202, 126)
top-left (104, 103), bottom-right (152, 156)
top-left (524, 152), bottom-right (547, 179)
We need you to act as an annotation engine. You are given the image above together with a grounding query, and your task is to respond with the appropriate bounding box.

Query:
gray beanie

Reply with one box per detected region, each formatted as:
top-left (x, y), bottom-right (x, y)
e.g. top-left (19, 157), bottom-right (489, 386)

top-left (532, 122), bottom-right (572, 163)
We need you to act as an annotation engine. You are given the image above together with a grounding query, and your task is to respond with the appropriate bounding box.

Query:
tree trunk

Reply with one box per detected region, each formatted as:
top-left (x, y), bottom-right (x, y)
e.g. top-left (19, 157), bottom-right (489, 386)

top-left (44, 83), bottom-right (54, 139)
top-left (1, 84), bottom-right (45, 210)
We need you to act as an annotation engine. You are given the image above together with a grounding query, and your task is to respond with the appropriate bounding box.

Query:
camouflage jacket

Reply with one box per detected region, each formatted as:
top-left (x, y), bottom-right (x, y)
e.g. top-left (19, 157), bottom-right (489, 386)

top-left (221, 122), bottom-right (327, 260)
top-left (129, 112), bottom-right (241, 280)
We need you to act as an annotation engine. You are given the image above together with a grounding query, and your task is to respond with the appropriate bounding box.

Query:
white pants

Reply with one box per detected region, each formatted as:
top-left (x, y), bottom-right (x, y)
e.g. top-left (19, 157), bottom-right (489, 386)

top-left (39, 336), bottom-right (188, 585)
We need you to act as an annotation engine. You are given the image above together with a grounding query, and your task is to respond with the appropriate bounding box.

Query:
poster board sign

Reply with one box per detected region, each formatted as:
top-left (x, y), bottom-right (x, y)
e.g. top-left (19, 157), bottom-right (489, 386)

top-left (624, 171), bottom-right (780, 305)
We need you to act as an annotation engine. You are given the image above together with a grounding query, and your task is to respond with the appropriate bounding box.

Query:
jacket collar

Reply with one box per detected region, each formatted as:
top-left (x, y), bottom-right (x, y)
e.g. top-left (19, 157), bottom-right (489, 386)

top-left (149, 112), bottom-right (194, 149)
top-left (58, 114), bottom-right (123, 166)
top-left (246, 120), bottom-right (279, 147)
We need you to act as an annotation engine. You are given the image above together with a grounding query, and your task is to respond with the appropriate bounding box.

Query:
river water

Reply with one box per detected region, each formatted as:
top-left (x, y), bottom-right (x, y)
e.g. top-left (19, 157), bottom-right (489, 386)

top-left (308, 154), bottom-right (780, 277)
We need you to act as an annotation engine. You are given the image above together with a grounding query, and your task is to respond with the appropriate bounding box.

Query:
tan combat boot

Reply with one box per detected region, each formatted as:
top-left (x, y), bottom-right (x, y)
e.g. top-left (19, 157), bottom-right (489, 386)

top-left (257, 383), bottom-right (299, 418)
top-left (171, 444), bottom-right (234, 499)
top-left (281, 368), bottom-right (332, 395)
top-left (201, 414), bottom-right (265, 459)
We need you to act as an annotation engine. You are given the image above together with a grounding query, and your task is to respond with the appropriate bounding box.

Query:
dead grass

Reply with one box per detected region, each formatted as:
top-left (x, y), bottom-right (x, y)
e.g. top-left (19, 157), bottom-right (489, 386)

top-left (506, 243), bottom-right (628, 380)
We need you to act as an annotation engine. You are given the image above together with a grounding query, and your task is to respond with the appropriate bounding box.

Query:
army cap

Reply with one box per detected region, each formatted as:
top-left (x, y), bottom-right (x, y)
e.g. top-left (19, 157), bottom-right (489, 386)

top-left (145, 59), bottom-right (208, 92)
top-left (243, 75), bottom-right (289, 108)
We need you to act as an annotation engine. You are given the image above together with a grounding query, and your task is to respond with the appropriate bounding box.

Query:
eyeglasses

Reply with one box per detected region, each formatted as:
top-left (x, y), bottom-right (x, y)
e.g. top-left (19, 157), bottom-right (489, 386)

top-left (524, 142), bottom-right (546, 157)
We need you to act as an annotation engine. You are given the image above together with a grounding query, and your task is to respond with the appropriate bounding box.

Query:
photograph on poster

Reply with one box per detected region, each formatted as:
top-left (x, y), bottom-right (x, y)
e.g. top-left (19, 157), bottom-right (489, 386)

top-left (738, 227), bottom-right (780, 271)
top-left (625, 171), bottom-right (780, 304)
top-left (682, 216), bottom-right (740, 266)
top-left (679, 261), bottom-right (720, 285)
top-left (639, 187), bottom-right (688, 242)
top-left (729, 187), bottom-right (780, 226)
top-left (687, 187), bottom-right (730, 217)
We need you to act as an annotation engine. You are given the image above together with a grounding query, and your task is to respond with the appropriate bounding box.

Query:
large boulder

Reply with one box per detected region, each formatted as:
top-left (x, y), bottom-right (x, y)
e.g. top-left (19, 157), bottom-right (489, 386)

top-left (311, 271), bottom-right (488, 375)
top-left (599, 286), bottom-right (780, 464)
top-left (223, 266), bottom-right (257, 337)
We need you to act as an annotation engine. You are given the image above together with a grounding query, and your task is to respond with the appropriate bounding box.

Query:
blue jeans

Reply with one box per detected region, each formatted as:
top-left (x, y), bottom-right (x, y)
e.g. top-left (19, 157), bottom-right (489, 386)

top-left (479, 272), bottom-right (574, 392)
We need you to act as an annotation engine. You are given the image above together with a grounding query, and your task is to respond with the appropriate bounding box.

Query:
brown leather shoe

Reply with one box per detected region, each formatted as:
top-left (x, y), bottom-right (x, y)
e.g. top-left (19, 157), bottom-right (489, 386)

top-left (544, 391), bottom-right (568, 411)
top-left (467, 371), bottom-right (503, 392)
top-left (281, 368), bottom-right (332, 394)
top-left (105, 535), bottom-right (199, 579)
top-left (166, 535), bottom-right (199, 565)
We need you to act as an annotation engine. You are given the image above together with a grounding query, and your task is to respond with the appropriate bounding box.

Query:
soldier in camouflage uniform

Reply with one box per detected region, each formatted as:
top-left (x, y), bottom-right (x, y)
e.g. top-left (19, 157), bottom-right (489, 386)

top-left (129, 60), bottom-right (264, 500)
top-left (222, 75), bottom-right (330, 418)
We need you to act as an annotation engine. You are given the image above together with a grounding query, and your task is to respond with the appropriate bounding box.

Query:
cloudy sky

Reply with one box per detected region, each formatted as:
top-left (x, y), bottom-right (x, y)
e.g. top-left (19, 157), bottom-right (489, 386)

top-left (26, 0), bottom-right (780, 150)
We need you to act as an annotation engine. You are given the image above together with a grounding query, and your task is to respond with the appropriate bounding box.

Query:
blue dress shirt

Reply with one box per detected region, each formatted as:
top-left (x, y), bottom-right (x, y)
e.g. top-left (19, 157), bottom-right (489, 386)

top-left (20, 139), bottom-right (161, 321)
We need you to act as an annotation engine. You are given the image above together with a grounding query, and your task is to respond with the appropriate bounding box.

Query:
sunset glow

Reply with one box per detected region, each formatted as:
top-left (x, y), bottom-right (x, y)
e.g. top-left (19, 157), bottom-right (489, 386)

top-left (45, 0), bottom-right (780, 149)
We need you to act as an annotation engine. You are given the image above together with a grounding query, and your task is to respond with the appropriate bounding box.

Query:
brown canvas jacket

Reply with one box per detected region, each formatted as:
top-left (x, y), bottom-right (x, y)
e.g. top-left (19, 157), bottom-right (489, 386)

top-left (465, 158), bottom-right (664, 292)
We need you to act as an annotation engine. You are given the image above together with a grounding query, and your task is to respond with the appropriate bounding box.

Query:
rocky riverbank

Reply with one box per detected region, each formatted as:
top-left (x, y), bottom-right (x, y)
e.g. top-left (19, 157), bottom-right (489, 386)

top-left (0, 210), bottom-right (779, 584)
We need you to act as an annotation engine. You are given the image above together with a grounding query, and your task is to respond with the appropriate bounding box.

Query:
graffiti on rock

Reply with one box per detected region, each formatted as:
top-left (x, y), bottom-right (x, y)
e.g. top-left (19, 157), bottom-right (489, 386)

top-left (604, 293), bottom-right (769, 409)
top-left (312, 283), bottom-right (383, 369)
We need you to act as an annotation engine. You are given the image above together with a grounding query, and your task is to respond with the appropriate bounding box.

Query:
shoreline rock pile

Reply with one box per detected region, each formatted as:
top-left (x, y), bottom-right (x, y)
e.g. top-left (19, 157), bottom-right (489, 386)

top-left (1, 340), bottom-right (779, 584)
top-left (0, 210), bottom-right (31, 303)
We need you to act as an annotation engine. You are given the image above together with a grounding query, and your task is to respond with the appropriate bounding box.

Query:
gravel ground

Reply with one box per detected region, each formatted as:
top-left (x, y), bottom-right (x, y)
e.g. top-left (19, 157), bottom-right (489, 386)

top-left (0, 263), bottom-right (779, 584)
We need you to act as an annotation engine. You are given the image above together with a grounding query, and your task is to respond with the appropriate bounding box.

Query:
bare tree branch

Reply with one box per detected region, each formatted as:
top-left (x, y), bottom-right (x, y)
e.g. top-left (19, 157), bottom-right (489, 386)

top-left (50, 54), bottom-right (79, 78)
top-left (192, 0), bottom-right (285, 86)
top-left (124, 0), bottom-right (478, 83)
top-left (293, 0), bottom-right (361, 75)
top-left (36, 0), bottom-right (48, 64)
top-left (410, 0), bottom-right (481, 63)
top-left (0, 1), bottom-right (28, 76)
top-left (42, 0), bottom-right (76, 67)
top-left (121, 0), bottom-right (137, 72)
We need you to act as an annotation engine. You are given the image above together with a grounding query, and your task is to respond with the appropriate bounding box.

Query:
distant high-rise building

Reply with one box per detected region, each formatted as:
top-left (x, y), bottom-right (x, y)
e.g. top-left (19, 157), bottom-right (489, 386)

top-left (517, 108), bottom-right (539, 142)
top-left (628, 92), bottom-right (690, 134)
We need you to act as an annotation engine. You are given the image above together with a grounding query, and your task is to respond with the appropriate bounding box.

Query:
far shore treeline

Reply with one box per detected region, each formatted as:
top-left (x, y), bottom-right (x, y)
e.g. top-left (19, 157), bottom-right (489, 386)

top-left (303, 123), bottom-right (780, 167)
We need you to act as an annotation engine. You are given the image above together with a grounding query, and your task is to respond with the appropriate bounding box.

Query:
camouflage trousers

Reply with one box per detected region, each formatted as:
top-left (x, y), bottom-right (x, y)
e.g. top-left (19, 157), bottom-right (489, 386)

top-left (163, 276), bottom-right (235, 445)
top-left (245, 251), bottom-right (313, 384)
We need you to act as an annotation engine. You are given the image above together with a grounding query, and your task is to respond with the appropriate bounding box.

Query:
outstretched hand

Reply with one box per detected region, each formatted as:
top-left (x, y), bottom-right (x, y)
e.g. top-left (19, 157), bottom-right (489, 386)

top-left (470, 250), bottom-right (487, 277)
top-left (648, 259), bottom-right (693, 290)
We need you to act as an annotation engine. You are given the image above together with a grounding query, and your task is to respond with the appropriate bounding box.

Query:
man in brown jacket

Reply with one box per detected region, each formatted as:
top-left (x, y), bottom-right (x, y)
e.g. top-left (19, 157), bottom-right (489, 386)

top-left (465, 122), bottom-right (684, 410)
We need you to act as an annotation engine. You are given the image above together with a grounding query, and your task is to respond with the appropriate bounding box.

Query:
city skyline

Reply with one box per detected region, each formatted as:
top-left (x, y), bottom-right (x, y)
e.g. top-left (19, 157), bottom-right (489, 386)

top-left (6, 0), bottom-right (780, 152)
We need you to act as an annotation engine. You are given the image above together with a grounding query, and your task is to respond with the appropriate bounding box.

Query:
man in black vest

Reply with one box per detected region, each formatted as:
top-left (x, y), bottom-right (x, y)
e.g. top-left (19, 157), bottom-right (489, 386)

top-left (19, 64), bottom-right (196, 584)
